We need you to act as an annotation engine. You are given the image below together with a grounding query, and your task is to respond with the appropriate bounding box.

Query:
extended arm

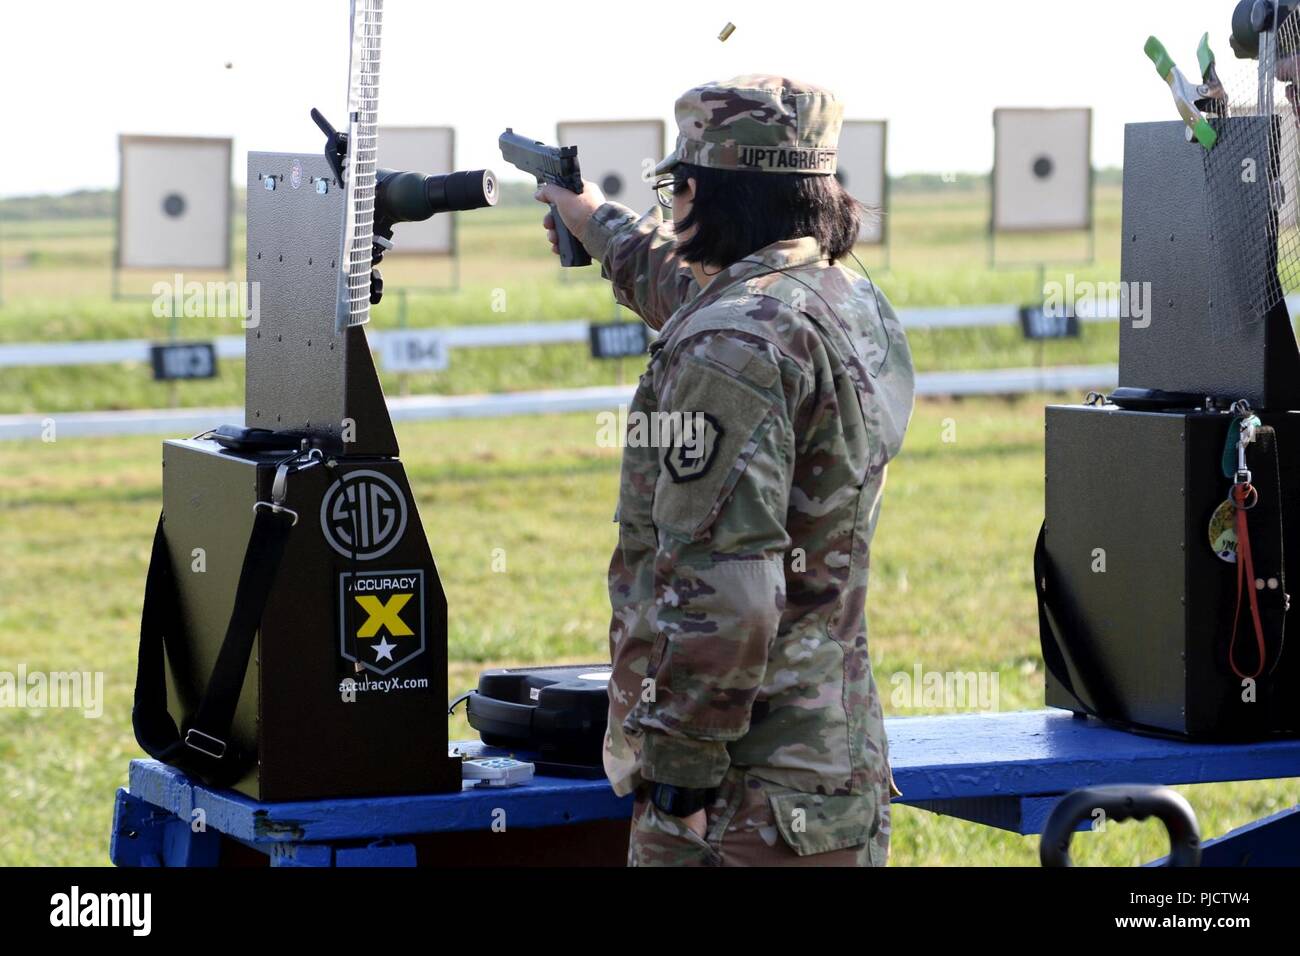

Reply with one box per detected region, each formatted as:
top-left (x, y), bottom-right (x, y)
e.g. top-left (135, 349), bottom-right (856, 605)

top-left (580, 203), bottom-right (697, 331)
top-left (535, 183), bottom-right (696, 331)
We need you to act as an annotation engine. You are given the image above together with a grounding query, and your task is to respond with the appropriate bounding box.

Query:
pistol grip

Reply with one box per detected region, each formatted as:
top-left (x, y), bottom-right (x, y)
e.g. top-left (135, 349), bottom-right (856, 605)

top-left (550, 202), bottom-right (592, 267)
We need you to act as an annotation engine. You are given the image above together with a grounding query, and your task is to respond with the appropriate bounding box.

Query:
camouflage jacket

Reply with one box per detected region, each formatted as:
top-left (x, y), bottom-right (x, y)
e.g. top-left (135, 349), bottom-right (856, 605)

top-left (582, 202), bottom-right (915, 818)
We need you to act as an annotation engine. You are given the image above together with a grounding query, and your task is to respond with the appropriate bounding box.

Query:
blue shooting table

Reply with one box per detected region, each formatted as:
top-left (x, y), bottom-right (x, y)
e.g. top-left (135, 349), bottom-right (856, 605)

top-left (110, 710), bottom-right (1300, 866)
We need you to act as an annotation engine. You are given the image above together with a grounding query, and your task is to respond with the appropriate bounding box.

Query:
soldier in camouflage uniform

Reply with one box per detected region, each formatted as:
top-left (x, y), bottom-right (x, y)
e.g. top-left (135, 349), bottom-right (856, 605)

top-left (537, 75), bottom-right (915, 866)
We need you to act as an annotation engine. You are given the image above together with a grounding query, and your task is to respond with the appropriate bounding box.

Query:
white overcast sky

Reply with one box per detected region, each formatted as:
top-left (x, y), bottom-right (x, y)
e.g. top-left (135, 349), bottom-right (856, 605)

top-left (2, 0), bottom-right (1248, 196)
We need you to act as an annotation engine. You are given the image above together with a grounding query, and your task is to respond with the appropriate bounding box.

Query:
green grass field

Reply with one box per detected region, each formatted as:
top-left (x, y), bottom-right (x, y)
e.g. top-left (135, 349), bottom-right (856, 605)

top-left (0, 188), bottom-right (1124, 415)
top-left (0, 186), bottom-right (1295, 866)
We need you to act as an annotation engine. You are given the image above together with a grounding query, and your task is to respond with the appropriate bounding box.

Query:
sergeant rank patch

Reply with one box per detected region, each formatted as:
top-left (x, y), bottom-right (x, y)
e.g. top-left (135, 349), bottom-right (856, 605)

top-left (664, 412), bottom-right (723, 483)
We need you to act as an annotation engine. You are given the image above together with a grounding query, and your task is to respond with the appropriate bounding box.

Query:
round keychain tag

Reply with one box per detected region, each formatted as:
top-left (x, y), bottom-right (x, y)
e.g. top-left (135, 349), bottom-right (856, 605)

top-left (1208, 498), bottom-right (1238, 563)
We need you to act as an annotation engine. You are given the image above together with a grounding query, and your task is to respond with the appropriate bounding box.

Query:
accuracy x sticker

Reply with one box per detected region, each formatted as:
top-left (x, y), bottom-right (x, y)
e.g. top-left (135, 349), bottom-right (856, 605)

top-left (338, 569), bottom-right (426, 676)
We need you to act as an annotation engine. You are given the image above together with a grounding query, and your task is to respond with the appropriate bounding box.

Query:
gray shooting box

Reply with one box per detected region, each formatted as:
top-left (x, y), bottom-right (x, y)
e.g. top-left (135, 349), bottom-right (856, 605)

top-left (156, 152), bottom-right (461, 800)
top-left (1042, 119), bottom-right (1300, 738)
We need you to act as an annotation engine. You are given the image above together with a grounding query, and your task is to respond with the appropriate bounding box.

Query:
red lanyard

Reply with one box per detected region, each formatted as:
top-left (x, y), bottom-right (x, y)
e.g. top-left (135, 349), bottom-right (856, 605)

top-left (1229, 481), bottom-right (1267, 680)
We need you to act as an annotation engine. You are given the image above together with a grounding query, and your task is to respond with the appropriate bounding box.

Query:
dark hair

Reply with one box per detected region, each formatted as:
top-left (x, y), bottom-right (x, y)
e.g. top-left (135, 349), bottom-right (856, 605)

top-left (671, 162), bottom-right (872, 267)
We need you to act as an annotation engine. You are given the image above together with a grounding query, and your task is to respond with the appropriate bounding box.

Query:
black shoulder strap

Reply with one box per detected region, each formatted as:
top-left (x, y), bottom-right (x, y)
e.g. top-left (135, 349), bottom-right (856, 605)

top-left (133, 506), bottom-right (295, 786)
top-left (1034, 523), bottom-right (1118, 720)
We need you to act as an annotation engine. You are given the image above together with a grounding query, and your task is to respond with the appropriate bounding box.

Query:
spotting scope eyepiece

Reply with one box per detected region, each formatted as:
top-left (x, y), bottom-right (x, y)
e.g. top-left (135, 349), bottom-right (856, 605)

top-left (1231, 0), bottom-right (1300, 59)
top-left (375, 168), bottom-right (498, 227)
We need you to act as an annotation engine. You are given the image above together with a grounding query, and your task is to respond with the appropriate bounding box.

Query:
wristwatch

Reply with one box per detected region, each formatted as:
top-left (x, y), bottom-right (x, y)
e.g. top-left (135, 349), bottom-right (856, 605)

top-left (650, 783), bottom-right (716, 818)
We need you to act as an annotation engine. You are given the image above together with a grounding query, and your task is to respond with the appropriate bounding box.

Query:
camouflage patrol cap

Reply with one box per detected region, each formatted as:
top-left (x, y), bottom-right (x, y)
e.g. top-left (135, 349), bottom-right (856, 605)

top-left (655, 74), bottom-right (843, 177)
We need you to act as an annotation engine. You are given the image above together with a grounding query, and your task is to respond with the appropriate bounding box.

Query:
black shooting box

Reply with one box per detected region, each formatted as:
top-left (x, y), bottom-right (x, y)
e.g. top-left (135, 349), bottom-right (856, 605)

top-left (1043, 404), bottom-right (1300, 737)
top-left (1039, 119), bottom-right (1300, 738)
top-left (133, 148), bottom-right (484, 800)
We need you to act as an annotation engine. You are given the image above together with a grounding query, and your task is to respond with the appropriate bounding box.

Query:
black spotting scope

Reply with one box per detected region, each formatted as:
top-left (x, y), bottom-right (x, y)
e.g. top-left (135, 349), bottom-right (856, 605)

top-left (310, 107), bottom-right (499, 305)
top-left (309, 107), bottom-right (498, 232)
top-left (375, 167), bottom-right (498, 231)
top-left (368, 169), bottom-right (495, 304)
top-left (1231, 0), bottom-right (1300, 58)
top-left (368, 168), bottom-right (496, 304)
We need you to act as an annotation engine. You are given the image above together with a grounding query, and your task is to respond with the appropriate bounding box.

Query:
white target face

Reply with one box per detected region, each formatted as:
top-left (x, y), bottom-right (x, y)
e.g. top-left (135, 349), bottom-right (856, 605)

top-left (118, 136), bottom-right (232, 269)
top-left (557, 120), bottom-right (666, 209)
top-left (992, 108), bottom-right (1092, 232)
top-left (377, 127), bottom-right (456, 254)
top-left (836, 120), bottom-right (888, 245)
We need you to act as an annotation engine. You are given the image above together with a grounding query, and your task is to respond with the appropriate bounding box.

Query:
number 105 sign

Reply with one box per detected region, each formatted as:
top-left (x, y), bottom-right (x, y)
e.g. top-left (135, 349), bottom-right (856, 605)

top-left (380, 331), bottom-right (449, 372)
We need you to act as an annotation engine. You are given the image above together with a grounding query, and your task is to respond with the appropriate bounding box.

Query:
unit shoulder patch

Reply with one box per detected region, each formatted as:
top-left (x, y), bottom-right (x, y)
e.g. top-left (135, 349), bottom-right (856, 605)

top-left (650, 355), bottom-right (784, 540)
top-left (663, 412), bottom-right (723, 483)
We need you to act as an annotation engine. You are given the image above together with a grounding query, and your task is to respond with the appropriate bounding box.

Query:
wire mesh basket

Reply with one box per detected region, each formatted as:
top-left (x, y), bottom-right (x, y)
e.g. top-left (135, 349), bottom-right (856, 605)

top-left (1203, 11), bottom-right (1300, 333)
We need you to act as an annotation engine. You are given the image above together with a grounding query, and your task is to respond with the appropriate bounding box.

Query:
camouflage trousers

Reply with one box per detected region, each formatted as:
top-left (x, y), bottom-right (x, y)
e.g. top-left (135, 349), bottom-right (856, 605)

top-left (628, 768), bottom-right (891, 867)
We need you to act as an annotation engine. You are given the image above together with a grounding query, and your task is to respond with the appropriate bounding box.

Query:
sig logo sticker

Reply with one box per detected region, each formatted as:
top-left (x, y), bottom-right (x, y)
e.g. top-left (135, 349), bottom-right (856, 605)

top-left (320, 470), bottom-right (408, 560)
top-left (339, 570), bottom-right (426, 676)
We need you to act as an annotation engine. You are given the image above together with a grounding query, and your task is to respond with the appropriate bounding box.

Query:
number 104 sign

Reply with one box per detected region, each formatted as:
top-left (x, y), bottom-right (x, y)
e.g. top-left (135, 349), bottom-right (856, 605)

top-left (380, 331), bottom-right (449, 372)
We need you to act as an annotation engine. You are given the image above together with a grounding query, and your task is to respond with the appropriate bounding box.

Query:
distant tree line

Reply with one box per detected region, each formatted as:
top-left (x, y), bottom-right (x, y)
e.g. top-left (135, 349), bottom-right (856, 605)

top-left (889, 167), bottom-right (1121, 193)
top-left (0, 190), bottom-right (116, 221)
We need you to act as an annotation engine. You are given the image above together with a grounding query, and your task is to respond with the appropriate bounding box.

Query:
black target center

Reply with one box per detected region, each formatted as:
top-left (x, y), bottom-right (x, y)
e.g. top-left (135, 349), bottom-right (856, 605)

top-left (1032, 156), bottom-right (1055, 180)
top-left (162, 193), bottom-right (187, 218)
top-left (600, 173), bottom-right (624, 197)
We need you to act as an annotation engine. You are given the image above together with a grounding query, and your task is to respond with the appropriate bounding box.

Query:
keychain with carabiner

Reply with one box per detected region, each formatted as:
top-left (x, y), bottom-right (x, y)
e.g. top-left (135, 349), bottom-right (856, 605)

top-left (1230, 402), bottom-right (1261, 513)
top-left (1208, 403), bottom-right (1261, 561)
